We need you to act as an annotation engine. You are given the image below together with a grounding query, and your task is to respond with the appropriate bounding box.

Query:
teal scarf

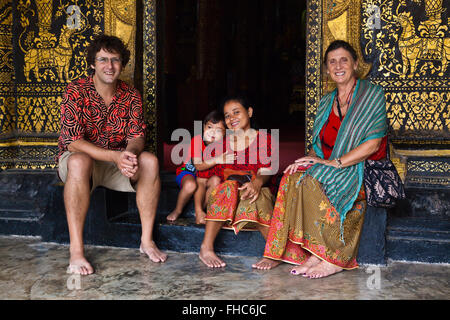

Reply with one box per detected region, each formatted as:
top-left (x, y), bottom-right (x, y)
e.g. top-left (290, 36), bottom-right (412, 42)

top-left (300, 79), bottom-right (387, 242)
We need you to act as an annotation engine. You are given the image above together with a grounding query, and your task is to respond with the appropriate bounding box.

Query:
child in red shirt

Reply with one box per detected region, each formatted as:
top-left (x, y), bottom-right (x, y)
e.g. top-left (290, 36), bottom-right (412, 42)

top-left (168, 111), bottom-right (231, 224)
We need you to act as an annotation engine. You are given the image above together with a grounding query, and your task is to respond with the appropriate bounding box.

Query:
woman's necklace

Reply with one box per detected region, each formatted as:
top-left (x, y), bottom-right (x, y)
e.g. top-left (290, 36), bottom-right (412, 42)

top-left (336, 79), bottom-right (357, 121)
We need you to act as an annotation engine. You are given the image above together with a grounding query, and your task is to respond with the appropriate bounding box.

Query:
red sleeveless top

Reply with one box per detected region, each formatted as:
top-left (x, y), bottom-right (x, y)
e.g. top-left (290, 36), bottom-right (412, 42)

top-left (320, 110), bottom-right (387, 161)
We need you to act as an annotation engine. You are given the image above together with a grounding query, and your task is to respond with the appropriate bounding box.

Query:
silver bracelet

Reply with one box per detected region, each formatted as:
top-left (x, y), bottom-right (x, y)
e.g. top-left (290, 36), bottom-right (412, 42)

top-left (335, 158), bottom-right (342, 169)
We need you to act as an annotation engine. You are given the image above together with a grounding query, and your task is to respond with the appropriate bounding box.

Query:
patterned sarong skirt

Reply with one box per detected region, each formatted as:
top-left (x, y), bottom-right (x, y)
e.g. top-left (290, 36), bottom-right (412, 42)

top-left (263, 171), bottom-right (367, 269)
top-left (206, 180), bottom-right (275, 234)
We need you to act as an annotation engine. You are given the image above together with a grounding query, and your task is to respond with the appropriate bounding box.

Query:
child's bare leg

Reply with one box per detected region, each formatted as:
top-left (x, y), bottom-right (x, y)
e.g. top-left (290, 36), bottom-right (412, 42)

top-left (167, 175), bottom-right (197, 222)
top-left (194, 177), bottom-right (207, 224)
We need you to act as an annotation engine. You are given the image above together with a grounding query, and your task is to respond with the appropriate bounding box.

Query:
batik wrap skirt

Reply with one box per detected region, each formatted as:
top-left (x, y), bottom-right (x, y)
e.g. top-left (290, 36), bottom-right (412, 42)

top-left (206, 180), bottom-right (275, 234)
top-left (263, 171), bottom-right (366, 269)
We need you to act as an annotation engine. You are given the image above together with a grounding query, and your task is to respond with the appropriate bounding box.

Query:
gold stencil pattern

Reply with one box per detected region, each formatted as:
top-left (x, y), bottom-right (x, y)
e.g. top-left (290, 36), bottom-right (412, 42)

top-left (143, 0), bottom-right (157, 155)
top-left (386, 91), bottom-right (449, 131)
top-left (361, 0), bottom-right (449, 140)
top-left (305, 0), bottom-right (323, 151)
top-left (408, 159), bottom-right (450, 174)
top-left (104, 0), bottom-right (136, 85)
top-left (0, 0), bottom-right (14, 137)
top-left (16, 96), bottom-right (62, 133)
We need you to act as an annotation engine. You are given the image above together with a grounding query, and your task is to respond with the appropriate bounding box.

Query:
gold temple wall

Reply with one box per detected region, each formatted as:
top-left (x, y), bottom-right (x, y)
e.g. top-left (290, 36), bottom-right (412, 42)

top-left (0, 0), bottom-right (156, 170)
top-left (306, 0), bottom-right (449, 187)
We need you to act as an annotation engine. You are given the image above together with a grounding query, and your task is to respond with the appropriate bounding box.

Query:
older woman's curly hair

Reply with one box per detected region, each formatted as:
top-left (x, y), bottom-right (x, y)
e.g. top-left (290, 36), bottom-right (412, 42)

top-left (86, 34), bottom-right (130, 74)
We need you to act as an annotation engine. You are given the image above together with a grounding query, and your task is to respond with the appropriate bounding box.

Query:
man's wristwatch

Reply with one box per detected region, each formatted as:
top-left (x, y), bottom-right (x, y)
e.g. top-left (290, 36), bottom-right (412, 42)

top-left (335, 158), bottom-right (342, 169)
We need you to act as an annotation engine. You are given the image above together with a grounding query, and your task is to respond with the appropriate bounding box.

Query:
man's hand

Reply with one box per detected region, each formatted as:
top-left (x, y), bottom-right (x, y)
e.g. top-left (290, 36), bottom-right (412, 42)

top-left (115, 150), bottom-right (138, 178)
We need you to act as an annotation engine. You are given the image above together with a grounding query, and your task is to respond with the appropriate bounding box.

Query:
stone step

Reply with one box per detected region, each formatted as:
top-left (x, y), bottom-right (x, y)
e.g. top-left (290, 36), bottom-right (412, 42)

top-left (386, 217), bottom-right (450, 263)
top-left (0, 170), bottom-right (59, 236)
top-left (107, 213), bottom-right (266, 256)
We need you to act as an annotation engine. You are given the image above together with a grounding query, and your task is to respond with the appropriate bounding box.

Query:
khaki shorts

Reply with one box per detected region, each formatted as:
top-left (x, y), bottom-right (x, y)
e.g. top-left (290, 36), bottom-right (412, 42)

top-left (58, 151), bottom-right (136, 193)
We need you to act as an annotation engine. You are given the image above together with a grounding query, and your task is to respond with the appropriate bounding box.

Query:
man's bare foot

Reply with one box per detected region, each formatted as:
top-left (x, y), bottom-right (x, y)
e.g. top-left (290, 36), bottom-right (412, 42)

top-left (304, 260), bottom-right (343, 279)
top-left (252, 257), bottom-right (281, 270)
top-left (67, 254), bottom-right (94, 275)
top-left (290, 255), bottom-right (321, 276)
top-left (167, 209), bottom-right (182, 222)
top-left (195, 210), bottom-right (206, 225)
top-left (199, 246), bottom-right (226, 268)
top-left (140, 241), bottom-right (167, 263)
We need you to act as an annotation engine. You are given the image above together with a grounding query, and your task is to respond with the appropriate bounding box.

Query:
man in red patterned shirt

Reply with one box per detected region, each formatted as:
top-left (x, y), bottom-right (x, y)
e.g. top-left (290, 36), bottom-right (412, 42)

top-left (58, 35), bottom-right (166, 275)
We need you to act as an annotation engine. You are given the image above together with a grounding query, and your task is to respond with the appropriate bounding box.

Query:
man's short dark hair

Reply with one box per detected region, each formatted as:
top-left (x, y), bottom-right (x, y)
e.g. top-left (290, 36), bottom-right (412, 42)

top-left (86, 34), bottom-right (131, 74)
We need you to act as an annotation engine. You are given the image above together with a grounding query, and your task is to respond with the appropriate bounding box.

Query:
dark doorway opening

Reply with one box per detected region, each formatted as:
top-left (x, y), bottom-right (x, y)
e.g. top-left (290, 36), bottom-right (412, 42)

top-left (159, 0), bottom-right (307, 170)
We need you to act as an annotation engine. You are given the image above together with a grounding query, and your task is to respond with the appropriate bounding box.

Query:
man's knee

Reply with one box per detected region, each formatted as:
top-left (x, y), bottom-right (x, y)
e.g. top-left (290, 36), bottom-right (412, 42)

top-left (138, 152), bottom-right (159, 172)
top-left (67, 152), bottom-right (94, 177)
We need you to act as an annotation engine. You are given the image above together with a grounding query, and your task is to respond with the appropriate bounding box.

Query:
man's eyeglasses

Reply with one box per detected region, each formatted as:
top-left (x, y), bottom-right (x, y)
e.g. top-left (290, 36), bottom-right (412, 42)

top-left (95, 57), bottom-right (121, 64)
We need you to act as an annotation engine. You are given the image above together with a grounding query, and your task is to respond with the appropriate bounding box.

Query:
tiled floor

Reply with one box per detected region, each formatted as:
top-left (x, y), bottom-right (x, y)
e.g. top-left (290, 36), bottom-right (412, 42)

top-left (0, 235), bottom-right (448, 300)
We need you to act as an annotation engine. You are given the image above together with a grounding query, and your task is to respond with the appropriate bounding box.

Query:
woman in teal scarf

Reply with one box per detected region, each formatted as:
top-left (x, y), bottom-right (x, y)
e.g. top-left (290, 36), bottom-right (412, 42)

top-left (253, 40), bottom-right (388, 278)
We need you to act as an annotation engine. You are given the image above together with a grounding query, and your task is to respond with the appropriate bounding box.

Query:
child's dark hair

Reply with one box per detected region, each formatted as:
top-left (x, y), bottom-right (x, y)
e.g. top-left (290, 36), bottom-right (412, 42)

top-left (86, 34), bottom-right (130, 75)
top-left (203, 110), bottom-right (224, 126)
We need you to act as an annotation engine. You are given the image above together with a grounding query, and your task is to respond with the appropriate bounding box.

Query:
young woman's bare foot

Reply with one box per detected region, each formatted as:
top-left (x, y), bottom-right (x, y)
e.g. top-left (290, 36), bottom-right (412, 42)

top-left (199, 246), bottom-right (226, 268)
top-left (140, 241), bottom-right (167, 263)
top-left (252, 257), bottom-right (281, 270)
top-left (67, 253), bottom-right (94, 275)
top-left (166, 209), bottom-right (182, 222)
top-left (195, 210), bottom-right (206, 225)
top-left (304, 260), bottom-right (343, 279)
top-left (290, 255), bottom-right (321, 276)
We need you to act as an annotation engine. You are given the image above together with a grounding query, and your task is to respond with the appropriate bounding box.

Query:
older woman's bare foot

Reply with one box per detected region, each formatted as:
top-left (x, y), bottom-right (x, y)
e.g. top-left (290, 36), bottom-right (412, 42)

top-left (166, 209), bottom-right (182, 222)
top-left (199, 246), bottom-right (226, 268)
top-left (67, 254), bottom-right (94, 275)
top-left (252, 258), bottom-right (281, 270)
top-left (304, 260), bottom-right (343, 279)
top-left (140, 242), bottom-right (167, 263)
top-left (290, 255), bottom-right (321, 276)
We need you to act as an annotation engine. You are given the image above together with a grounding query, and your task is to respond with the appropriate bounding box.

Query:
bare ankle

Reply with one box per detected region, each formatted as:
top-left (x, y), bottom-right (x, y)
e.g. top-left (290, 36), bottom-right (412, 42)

top-left (200, 243), bottom-right (213, 252)
top-left (69, 247), bottom-right (85, 258)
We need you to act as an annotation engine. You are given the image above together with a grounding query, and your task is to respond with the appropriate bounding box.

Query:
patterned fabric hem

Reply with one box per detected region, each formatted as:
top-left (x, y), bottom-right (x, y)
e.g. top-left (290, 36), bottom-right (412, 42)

top-left (205, 217), bottom-right (270, 235)
top-left (265, 238), bottom-right (359, 270)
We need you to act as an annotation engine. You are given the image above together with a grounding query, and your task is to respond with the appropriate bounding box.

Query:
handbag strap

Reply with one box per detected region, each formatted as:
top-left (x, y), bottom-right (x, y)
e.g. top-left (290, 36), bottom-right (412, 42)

top-left (386, 134), bottom-right (390, 161)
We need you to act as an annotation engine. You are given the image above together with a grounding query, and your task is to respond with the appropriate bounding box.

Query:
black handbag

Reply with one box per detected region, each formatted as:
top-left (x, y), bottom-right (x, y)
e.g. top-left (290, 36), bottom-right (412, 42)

top-left (223, 168), bottom-right (254, 186)
top-left (227, 174), bottom-right (252, 185)
top-left (363, 140), bottom-right (406, 208)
